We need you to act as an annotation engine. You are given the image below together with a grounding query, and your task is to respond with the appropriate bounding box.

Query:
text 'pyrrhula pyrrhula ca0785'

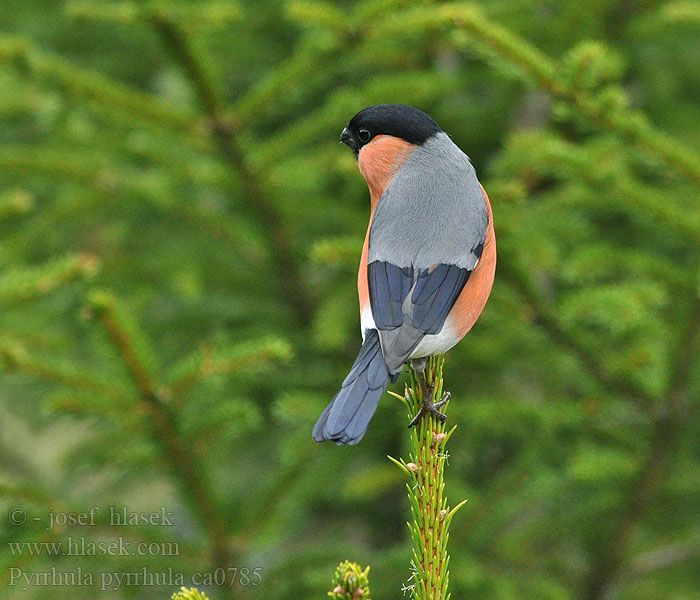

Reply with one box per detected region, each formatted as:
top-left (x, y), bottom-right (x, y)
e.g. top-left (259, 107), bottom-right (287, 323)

top-left (313, 104), bottom-right (496, 445)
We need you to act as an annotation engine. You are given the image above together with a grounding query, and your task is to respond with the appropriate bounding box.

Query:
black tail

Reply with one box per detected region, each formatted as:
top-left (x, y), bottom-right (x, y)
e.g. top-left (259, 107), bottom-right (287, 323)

top-left (312, 329), bottom-right (390, 445)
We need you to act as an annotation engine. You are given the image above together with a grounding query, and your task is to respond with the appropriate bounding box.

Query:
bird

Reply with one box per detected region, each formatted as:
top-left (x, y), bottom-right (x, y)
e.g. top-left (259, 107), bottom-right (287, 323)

top-left (312, 104), bottom-right (496, 445)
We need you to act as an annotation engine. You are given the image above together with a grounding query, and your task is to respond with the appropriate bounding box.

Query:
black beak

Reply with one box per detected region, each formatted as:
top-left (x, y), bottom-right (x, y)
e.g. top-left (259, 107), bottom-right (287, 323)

top-left (339, 127), bottom-right (356, 150)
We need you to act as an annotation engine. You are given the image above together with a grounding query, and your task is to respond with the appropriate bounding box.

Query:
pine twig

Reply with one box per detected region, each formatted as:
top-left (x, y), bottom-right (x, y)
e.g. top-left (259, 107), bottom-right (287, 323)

top-left (441, 3), bottom-right (700, 188)
top-left (0, 148), bottom-right (257, 262)
top-left (492, 130), bottom-right (700, 246)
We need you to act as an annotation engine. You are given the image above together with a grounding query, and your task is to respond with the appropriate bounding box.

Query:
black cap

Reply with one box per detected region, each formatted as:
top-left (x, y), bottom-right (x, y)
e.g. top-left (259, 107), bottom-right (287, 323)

top-left (340, 104), bottom-right (441, 155)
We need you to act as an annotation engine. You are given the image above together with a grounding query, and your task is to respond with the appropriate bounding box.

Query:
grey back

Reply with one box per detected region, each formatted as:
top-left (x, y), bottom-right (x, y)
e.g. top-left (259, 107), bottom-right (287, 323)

top-left (368, 132), bottom-right (487, 270)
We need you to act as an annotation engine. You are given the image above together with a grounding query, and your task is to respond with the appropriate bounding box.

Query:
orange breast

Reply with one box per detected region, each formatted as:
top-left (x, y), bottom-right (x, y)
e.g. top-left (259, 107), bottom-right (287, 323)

top-left (449, 184), bottom-right (496, 339)
top-left (357, 135), bottom-right (416, 312)
top-left (358, 135), bottom-right (416, 211)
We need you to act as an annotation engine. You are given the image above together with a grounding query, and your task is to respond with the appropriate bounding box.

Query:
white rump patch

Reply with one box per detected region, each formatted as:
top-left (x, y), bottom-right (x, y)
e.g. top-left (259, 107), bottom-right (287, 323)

top-left (360, 307), bottom-right (377, 341)
top-left (410, 320), bottom-right (460, 358)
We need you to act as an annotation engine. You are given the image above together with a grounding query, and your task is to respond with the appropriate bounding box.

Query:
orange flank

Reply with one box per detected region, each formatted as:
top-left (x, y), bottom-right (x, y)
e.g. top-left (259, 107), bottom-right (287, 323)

top-left (358, 221), bottom-right (372, 313)
top-left (449, 184), bottom-right (496, 340)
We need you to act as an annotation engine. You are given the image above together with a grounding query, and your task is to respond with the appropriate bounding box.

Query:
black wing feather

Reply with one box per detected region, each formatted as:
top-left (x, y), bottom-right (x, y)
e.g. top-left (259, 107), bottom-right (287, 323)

top-left (411, 265), bottom-right (470, 334)
top-left (368, 261), bottom-right (413, 329)
top-left (369, 260), bottom-right (471, 336)
top-left (411, 263), bottom-right (450, 304)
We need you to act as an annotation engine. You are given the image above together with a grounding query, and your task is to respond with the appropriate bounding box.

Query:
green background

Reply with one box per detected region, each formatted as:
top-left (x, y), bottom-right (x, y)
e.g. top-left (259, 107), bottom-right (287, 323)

top-left (1, 0), bottom-right (700, 598)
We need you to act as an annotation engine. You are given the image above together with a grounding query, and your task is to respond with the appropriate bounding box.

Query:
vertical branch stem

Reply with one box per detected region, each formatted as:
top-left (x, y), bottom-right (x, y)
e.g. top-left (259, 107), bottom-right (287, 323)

top-left (391, 356), bottom-right (465, 599)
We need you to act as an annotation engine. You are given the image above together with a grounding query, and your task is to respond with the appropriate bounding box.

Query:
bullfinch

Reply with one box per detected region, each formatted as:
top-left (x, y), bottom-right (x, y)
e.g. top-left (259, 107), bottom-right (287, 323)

top-left (313, 104), bottom-right (496, 445)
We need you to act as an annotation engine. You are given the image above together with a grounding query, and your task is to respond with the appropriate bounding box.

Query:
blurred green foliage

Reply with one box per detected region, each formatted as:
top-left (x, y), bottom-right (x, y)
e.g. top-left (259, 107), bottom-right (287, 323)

top-left (1, 1), bottom-right (699, 599)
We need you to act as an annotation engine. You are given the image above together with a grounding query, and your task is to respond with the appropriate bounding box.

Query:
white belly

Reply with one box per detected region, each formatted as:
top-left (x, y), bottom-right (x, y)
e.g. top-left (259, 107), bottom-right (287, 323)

top-left (360, 307), bottom-right (376, 341)
top-left (361, 307), bottom-right (459, 358)
top-left (410, 319), bottom-right (460, 358)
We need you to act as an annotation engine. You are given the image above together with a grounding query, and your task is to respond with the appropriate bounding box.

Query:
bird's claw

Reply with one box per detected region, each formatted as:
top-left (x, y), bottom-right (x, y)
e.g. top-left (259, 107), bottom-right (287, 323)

top-left (433, 392), bottom-right (450, 410)
top-left (408, 386), bottom-right (451, 428)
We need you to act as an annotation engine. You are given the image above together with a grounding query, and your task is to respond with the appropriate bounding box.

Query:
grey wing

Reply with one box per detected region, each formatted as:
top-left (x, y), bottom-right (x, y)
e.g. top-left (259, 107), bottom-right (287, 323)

top-left (367, 261), bottom-right (473, 374)
top-left (366, 133), bottom-right (487, 374)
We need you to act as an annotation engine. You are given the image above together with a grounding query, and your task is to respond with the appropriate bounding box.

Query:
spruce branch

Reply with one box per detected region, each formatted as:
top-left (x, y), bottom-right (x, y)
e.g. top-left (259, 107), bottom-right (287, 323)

top-left (0, 147), bottom-right (187, 206)
top-left (230, 34), bottom-right (343, 126)
top-left (249, 87), bottom-right (365, 168)
top-left (498, 260), bottom-right (654, 406)
top-left (582, 296), bottom-right (700, 600)
top-left (66, 1), bottom-right (241, 29)
top-left (88, 291), bottom-right (158, 398)
top-left (378, 3), bottom-right (700, 188)
top-left (232, 0), bottom-right (381, 126)
top-left (164, 336), bottom-right (293, 398)
top-left (0, 148), bottom-right (114, 190)
top-left (251, 70), bottom-right (447, 168)
top-left (87, 291), bottom-right (233, 577)
top-left (149, 16), bottom-right (315, 325)
top-left (0, 148), bottom-right (257, 262)
top-left (0, 147), bottom-right (180, 212)
top-left (0, 187), bottom-right (34, 217)
top-left (492, 130), bottom-right (700, 246)
top-left (44, 389), bottom-right (141, 421)
top-left (0, 253), bottom-right (99, 304)
top-left (443, 4), bottom-right (700, 186)
top-left (0, 35), bottom-right (195, 132)
top-left (0, 336), bottom-right (127, 400)
top-left (389, 355), bottom-right (465, 600)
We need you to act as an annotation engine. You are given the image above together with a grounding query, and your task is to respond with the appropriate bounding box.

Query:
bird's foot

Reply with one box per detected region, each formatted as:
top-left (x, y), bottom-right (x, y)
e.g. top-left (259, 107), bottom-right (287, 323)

top-left (408, 375), bottom-right (450, 428)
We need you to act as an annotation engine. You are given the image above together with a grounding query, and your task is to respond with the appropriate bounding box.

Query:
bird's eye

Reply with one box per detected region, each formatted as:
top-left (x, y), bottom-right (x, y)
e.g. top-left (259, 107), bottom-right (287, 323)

top-left (357, 128), bottom-right (371, 143)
